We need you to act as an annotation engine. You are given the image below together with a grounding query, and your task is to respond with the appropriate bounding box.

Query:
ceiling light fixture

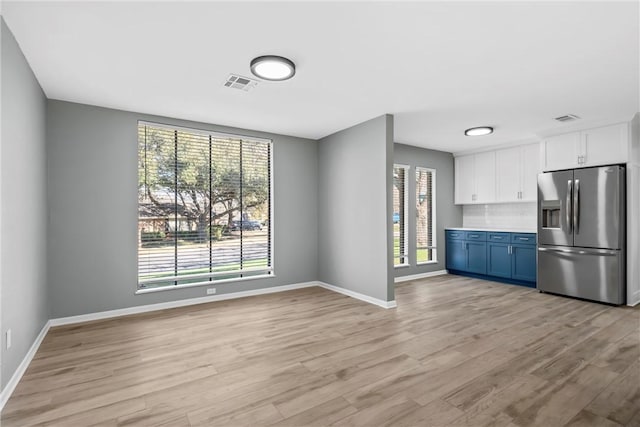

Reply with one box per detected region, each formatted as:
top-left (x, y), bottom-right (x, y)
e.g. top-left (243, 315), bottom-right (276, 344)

top-left (250, 55), bottom-right (296, 81)
top-left (464, 126), bottom-right (494, 136)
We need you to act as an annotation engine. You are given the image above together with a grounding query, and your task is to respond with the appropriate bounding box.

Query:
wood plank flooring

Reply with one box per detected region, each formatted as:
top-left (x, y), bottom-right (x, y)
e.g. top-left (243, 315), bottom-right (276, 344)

top-left (2, 275), bottom-right (639, 426)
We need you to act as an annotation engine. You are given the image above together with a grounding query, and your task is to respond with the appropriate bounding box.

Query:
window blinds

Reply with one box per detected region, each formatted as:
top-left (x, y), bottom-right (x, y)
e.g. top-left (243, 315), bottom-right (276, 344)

top-left (393, 165), bottom-right (408, 266)
top-left (137, 122), bottom-right (272, 289)
top-left (416, 167), bottom-right (436, 263)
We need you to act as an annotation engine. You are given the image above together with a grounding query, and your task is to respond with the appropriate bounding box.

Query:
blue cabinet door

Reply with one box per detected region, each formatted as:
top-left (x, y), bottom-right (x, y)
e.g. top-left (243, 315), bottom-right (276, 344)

top-left (487, 242), bottom-right (511, 278)
top-left (446, 238), bottom-right (466, 271)
top-left (466, 241), bottom-right (487, 274)
top-left (512, 244), bottom-right (536, 282)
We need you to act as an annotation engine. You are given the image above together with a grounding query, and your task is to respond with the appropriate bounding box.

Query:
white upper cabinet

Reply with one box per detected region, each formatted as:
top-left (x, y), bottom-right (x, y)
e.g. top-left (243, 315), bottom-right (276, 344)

top-left (541, 132), bottom-right (580, 171)
top-left (475, 151), bottom-right (496, 203)
top-left (582, 123), bottom-right (628, 167)
top-left (495, 143), bottom-right (540, 203)
top-left (454, 152), bottom-right (496, 205)
top-left (454, 155), bottom-right (476, 204)
top-left (541, 123), bottom-right (629, 171)
top-left (520, 143), bottom-right (540, 201)
top-left (496, 147), bottom-right (521, 202)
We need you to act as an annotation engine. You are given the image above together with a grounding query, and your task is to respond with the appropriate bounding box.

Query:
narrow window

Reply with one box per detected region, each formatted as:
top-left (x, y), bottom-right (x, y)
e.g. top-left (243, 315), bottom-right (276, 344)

top-left (416, 167), bottom-right (437, 263)
top-left (137, 122), bottom-right (272, 290)
top-left (393, 165), bottom-right (409, 266)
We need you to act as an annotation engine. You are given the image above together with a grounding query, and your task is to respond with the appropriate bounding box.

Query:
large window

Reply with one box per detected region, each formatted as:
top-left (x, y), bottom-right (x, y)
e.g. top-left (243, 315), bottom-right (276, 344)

top-left (393, 165), bottom-right (409, 266)
top-left (137, 122), bottom-right (272, 290)
top-left (416, 167), bottom-right (436, 263)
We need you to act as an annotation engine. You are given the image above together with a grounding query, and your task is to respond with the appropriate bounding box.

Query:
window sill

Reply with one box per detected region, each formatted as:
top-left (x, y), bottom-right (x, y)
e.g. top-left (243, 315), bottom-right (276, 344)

top-left (394, 264), bottom-right (411, 269)
top-left (135, 273), bottom-right (275, 295)
top-left (417, 260), bottom-right (438, 266)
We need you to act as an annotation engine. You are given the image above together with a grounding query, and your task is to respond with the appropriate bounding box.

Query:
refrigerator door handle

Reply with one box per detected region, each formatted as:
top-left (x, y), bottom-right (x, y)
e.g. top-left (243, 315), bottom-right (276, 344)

top-left (538, 246), bottom-right (618, 256)
top-left (566, 180), bottom-right (573, 233)
top-left (574, 179), bottom-right (580, 234)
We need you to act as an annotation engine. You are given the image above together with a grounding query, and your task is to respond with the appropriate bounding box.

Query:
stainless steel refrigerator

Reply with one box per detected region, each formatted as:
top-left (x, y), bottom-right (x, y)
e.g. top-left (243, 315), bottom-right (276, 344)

top-left (537, 165), bottom-right (626, 304)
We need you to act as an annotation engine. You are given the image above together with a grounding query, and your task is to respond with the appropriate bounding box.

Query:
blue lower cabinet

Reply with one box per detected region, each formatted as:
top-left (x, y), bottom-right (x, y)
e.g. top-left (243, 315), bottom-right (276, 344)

top-left (487, 242), bottom-right (511, 278)
top-left (512, 244), bottom-right (536, 282)
top-left (446, 238), bottom-right (466, 271)
top-left (446, 230), bottom-right (536, 287)
top-left (466, 241), bottom-right (487, 274)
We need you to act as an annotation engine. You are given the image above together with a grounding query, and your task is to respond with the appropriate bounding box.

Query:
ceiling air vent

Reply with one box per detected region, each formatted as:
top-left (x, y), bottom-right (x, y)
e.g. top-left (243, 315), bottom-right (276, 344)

top-left (223, 74), bottom-right (259, 92)
top-left (554, 114), bottom-right (580, 123)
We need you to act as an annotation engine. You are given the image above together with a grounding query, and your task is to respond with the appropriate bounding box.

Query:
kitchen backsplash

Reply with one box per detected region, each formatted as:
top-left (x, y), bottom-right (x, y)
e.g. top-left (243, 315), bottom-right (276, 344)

top-left (462, 202), bottom-right (537, 230)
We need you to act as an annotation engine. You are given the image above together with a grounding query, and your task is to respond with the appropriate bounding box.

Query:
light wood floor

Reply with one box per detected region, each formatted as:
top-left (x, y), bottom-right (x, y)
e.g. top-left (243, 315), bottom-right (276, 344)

top-left (2, 275), bottom-right (639, 426)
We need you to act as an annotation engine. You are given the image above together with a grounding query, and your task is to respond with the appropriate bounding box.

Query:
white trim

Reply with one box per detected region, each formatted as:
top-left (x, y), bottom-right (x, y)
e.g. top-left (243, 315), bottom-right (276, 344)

top-left (136, 273), bottom-right (275, 294)
top-left (0, 320), bottom-right (50, 412)
top-left (138, 120), bottom-right (272, 144)
top-left (453, 138), bottom-right (540, 157)
top-left (627, 289), bottom-right (640, 307)
top-left (417, 260), bottom-right (438, 266)
top-left (393, 164), bottom-right (410, 268)
top-left (394, 264), bottom-right (410, 269)
top-left (138, 267), bottom-right (273, 286)
top-left (416, 166), bottom-right (437, 264)
top-left (394, 269), bottom-right (448, 283)
top-left (316, 281), bottom-right (397, 309)
top-left (52, 282), bottom-right (316, 326)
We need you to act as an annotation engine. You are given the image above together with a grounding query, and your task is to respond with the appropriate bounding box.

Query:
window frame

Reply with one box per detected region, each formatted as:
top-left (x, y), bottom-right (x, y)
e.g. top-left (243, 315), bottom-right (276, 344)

top-left (416, 166), bottom-right (437, 265)
top-left (393, 164), bottom-right (410, 268)
top-left (136, 120), bottom-right (274, 294)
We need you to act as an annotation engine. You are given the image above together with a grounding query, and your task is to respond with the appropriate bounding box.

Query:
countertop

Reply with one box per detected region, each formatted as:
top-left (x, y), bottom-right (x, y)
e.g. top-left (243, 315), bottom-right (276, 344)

top-left (445, 227), bottom-right (537, 234)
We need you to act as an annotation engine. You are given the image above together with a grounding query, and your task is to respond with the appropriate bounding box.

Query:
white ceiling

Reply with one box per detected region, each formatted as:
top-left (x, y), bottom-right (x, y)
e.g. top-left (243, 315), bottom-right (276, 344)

top-left (2, 1), bottom-right (639, 153)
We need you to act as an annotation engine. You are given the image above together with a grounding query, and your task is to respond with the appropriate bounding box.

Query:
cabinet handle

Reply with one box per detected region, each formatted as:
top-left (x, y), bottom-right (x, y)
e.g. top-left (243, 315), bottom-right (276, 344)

top-left (494, 236), bottom-right (503, 240)
top-left (508, 245), bottom-right (512, 254)
top-left (470, 234), bottom-right (478, 238)
top-left (519, 237), bottom-right (529, 241)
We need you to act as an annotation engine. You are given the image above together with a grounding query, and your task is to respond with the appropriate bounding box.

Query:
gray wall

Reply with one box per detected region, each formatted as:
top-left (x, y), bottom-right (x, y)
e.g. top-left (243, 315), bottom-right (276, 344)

top-left (318, 115), bottom-right (394, 302)
top-left (47, 100), bottom-right (318, 318)
top-left (393, 143), bottom-right (462, 278)
top-left (1, 18), bottom-right (49, 389)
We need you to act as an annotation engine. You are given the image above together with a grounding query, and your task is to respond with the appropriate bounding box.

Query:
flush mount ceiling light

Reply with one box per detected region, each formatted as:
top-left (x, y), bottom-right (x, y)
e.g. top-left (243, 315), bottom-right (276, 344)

top-left (250, 55), bottom-right (296, 81)
top-left (464, 126), bottom-right (494, 136)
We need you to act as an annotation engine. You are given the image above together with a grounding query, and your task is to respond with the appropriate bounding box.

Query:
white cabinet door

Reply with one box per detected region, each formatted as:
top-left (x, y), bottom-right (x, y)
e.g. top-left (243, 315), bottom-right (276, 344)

top-left (474, 151), bottom-right (496, 203)
top-left (455, 155), bottom-right (475, 204)
top-left (496, 147), bottom-right (521, 202)
top-left (520, 143), bottom-right (540, 201)
top-left (582, 123), bottom-right (628, 167)
top-left (542, 132), bottom-right (579, 171)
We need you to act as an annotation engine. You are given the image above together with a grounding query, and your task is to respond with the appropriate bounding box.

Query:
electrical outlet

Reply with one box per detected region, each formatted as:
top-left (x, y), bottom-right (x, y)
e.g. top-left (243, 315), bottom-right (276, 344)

top-left (206, 288), bottom-right (216, 295)
top-left (6, 329), bottom-right (12, 349)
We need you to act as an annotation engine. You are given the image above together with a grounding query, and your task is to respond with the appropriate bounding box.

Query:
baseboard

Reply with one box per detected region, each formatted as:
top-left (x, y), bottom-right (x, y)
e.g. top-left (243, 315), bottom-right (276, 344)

top-left (627, 289), bottom-right (640, 307)
top-left (49, 281), bottom-right (318, 327)
top-left (316, 281), bottom-right (397, 309)
top-left (0, 320), bottom-right (51, 412)
top-left (394, 269), bottom-right (448, 283)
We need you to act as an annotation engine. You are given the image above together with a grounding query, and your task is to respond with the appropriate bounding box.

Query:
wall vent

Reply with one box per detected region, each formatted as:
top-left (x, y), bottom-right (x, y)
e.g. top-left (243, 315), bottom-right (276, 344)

top-left (554, 114), bottom-right (580, 122)
top-left (223, 74), bottom-right (259, 92)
